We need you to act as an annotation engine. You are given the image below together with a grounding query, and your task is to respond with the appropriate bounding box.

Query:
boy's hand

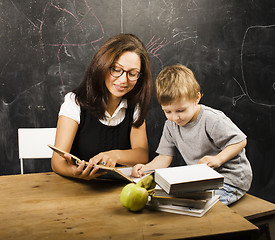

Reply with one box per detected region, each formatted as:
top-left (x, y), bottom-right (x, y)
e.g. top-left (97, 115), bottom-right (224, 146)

top-left (198, 155), bottom-right (222, 168)
top-left (131, 164), bottom-right (147, 178)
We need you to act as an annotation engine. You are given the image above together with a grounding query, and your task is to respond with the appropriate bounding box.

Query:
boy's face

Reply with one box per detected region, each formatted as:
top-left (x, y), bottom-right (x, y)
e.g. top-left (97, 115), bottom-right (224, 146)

top-left (161, 96), bottom-right (200, 127)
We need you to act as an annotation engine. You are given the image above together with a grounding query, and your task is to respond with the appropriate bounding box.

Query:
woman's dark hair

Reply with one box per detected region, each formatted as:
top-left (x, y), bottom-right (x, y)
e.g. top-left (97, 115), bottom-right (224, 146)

top-left (73, 33), bottom-right (152, 127)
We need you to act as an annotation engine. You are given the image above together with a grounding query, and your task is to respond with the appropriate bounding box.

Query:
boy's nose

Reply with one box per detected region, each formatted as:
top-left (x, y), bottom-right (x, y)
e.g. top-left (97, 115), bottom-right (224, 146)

top-left (171, 113), bottom-right (180, 121)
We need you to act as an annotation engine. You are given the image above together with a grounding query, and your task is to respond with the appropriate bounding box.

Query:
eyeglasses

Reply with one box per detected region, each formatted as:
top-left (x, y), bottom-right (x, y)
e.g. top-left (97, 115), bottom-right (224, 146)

top-left (109, 66), bottom-right (141, 82)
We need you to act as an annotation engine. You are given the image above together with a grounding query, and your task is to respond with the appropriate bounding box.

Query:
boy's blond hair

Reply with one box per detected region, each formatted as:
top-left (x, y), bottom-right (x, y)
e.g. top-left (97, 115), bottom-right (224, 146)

top-left (155, 64), bottom-right (201, 105)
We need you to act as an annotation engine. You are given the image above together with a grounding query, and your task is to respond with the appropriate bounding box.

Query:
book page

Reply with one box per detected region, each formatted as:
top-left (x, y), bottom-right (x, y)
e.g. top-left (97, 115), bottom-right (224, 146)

top-left (117, 167), bottom-right (150, 183)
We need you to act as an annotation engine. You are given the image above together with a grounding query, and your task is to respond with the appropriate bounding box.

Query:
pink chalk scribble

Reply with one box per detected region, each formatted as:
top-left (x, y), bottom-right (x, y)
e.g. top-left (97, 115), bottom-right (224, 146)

top-left (146, 36), bottom-right (170, 69)
top-left (39, 1), bottom-right (105, 94)
top-left (24, 0), bottom-right (170, 94)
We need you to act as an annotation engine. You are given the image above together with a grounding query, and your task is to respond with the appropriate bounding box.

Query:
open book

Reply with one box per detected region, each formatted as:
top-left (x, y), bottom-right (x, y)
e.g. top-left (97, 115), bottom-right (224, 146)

top-left (48, 144), bottom-right (142, 182)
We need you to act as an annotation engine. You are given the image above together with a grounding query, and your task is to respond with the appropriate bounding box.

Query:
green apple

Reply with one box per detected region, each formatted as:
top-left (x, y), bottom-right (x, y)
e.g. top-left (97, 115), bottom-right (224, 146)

top-left (120, 183), bottom-right (149, 212)
top-left (136, 174), bottom-right (156, 190)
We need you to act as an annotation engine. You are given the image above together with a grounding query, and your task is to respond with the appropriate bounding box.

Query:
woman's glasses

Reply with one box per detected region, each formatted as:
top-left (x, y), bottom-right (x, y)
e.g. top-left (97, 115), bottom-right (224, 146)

top-left (109, 66), bottom-right (141, 82)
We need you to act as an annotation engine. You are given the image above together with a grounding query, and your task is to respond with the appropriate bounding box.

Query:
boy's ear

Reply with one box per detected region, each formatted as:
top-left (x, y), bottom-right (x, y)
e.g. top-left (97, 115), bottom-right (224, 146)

top-left (196, 92), bottom-right (202, 103)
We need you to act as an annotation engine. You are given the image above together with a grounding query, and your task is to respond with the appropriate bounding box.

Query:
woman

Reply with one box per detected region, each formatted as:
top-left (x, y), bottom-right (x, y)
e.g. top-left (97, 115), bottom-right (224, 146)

top-left (51, 34), bottom-right (152, 180)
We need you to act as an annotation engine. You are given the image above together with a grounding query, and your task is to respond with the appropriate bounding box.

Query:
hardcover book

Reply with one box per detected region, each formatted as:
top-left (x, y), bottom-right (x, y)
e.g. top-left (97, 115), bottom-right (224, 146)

top-left (147, 195), bottom-right (220, 217)
top-left (48, 144), bottom-right (139, 182)
top-left (154, 184), bottom-right (214, 199)
top-left (154, 164), bottom-right (224, 195)
top-left (150, 195), bottom-right (211, 209)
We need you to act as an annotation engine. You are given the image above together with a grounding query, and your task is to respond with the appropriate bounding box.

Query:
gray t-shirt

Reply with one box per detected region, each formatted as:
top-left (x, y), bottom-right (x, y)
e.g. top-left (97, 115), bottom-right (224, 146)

top-left (156, 105), bottom-right (252, 191)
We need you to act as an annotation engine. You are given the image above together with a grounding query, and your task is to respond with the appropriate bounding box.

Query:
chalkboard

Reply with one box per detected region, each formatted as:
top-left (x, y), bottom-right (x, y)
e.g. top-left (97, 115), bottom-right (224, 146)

top-left (0, 0), bottom-right (274, 203)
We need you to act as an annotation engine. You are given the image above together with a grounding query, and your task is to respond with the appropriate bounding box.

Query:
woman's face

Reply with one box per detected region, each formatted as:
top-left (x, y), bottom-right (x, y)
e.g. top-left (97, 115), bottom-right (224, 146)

top-left (105, 51), bottom-right (141, 101)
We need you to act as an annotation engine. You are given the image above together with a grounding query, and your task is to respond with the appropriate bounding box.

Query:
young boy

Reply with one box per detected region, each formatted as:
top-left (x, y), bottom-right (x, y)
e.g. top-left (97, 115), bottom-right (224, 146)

top-left (132, 64), bottom-right (253, 205)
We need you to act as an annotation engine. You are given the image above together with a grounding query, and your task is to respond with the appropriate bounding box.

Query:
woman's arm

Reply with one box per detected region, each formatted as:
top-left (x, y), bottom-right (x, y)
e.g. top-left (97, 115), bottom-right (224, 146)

top-left (89, 121), bottom-right (149, 167)
top-left (51, 116), bottom-right (102, 179)
top-left (51, 116), bottom-right (78, 176)
top-left (198, 139), bottom-right (247, 168)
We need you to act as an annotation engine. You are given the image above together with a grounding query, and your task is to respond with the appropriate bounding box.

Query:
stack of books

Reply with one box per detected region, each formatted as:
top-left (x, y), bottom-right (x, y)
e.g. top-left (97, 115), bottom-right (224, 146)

top-left (147, 164), bottom-right (224, 217)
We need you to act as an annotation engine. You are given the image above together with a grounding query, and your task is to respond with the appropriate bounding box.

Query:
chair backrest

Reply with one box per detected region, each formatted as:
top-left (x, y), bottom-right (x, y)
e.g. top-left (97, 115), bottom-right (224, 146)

top-left (18, 128), bottom-right (56, 174)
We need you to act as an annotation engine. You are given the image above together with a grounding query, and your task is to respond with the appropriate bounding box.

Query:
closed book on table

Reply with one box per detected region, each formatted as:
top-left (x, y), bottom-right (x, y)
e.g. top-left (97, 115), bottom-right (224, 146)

top-left (154, 164), bottom-right (224, 195)
top-left (154, 185), bottom-right (214, 199)
top-left (147, 195), bottom-right (220, 217)
top-left (150, 195), bottom-right (211, 209)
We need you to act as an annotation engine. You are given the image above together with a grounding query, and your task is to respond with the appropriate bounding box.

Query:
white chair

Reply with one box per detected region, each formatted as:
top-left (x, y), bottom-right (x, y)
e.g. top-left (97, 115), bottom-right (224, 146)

top-left (18, 128), bottom-right (56, 174)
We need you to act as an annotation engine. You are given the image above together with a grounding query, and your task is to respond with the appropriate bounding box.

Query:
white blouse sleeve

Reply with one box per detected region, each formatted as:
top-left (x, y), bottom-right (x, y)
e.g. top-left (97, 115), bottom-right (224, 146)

top-left (58, 92), bottom-right (81, 124)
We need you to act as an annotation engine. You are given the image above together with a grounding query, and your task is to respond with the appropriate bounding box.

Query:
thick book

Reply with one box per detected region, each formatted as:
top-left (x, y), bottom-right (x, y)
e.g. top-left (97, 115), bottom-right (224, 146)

top-left (154, 184), bottom-right (214, 199)
top-left (147, 195), bottom-right (220, 217)
top-left (152, 185), bottom-right (215, 209)
top-left (150, 195), bottom-right (212, 209)
top-left (48, 144), bottom-right (141, 182)
top-left (154, 164), bottom-right (224, 195)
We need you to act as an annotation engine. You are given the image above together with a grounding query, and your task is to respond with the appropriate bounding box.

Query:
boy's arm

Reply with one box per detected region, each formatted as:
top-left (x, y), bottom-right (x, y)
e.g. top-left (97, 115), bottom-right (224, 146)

top-left (198, 139), bottom-right (247, 168)
top-left (132, 154), bottom-right (173, 177)
top-left (145, 154), bottom-right (173, 170)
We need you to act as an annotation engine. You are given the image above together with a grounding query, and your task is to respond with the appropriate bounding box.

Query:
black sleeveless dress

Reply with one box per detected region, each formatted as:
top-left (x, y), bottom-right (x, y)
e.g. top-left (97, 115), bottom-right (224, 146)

top-left (71, 107), bottom-right (134, 164)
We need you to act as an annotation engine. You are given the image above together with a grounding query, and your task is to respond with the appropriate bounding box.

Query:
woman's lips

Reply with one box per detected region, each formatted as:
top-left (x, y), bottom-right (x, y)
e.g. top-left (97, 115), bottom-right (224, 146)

top-left (114, 84), bottom-right (127, 91)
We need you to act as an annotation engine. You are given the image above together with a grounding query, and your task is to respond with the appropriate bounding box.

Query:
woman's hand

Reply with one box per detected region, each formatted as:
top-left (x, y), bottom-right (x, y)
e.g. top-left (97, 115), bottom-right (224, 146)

top-left (88, 150), bottom-right (119, 168)
top-left (63, 153), bottom-right (106, 180)
top-left (197, 155), bottom-right (222, 168)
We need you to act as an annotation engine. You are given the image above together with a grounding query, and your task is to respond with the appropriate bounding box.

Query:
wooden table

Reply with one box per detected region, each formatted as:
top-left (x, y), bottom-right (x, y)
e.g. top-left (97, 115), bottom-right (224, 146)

top-left (230, 194), bottom-right (275, 240)
top-left (230, 194), bottom-right (275, 221)
top-left (0, 172), bottom-right (258, 240)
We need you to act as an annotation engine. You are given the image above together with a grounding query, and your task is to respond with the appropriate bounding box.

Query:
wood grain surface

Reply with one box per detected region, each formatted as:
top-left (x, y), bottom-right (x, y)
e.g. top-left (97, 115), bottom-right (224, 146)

top-left (0, 172), bottom-right (258, 239)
